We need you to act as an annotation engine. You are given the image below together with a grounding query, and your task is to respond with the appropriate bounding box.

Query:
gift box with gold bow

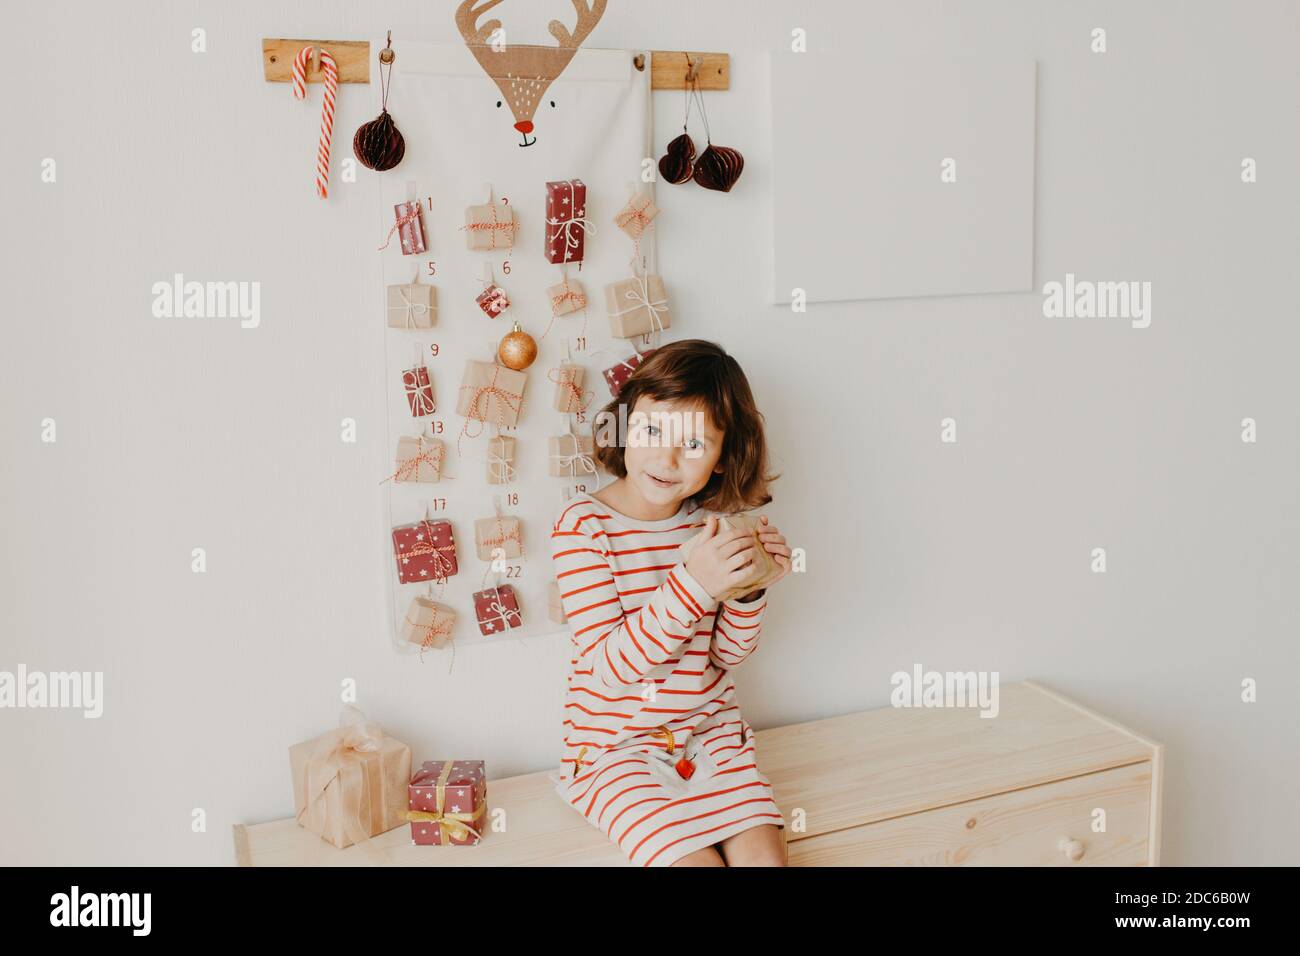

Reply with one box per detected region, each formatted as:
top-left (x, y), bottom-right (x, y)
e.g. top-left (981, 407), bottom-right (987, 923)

top-left (289, 706), bottom-right (412, 850)
top-left (406, 759), bottom-right (488, 846)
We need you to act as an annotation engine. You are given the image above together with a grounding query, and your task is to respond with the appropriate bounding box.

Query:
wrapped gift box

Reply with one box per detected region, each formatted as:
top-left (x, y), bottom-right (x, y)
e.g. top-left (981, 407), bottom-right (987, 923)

top-left (613, 193), bottom-right (659, 240)
top-left (289, 710), bottom-right (412, 850)
top-left (548, 277), bottom-right (587, 317)
top-left (548, 433), bottom-right (597, 478)
top-left (401, 596), bottom-right (456, 651)
top-left (402, 365), bottom-right (436, 418)
top-left (393, 435), bottom-right (444, 483)
top-left (550, 362), bottom-right (592, 415)
top-left (392, 518), bottom-right (458, 584)
top-left (473, 514), bottom-right (523, 561)
top-left (456, 360), bottom-right (527, 429)
top-left (472, 585), bottom-right (522, 636)
top-left (386, 282), bottom-right (437, 330)
top-left (387, 200), bottom-right (427, 256)
top-left (547, 581), bottom-right (567, 624)
top-left (605, 274), bottom-right (670, 338)
top-left (602, 349), bottom-right (655, 397)
top-left (486, 435), bottom-right (517, 485)
top-left (475, 283), bottom-right (510, 318)
top-left (544, 179), bottom-right (590, 264)
top-left (406, 760), bottom-right (487, 846)
top-left (679, 513), bottom-right (783, 602)
top-left (463, 201), bottom-right (517, 252)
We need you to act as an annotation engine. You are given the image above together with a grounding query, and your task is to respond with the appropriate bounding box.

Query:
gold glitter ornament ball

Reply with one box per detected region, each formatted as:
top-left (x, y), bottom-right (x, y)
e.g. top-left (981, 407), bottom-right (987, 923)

top-left (498, 322), bottom-right (537, 370)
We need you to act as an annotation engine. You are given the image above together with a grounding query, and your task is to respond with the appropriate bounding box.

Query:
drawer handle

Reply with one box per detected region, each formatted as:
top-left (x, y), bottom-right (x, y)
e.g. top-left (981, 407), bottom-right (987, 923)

top-left (1058, 837), bottom-right (1085, 862)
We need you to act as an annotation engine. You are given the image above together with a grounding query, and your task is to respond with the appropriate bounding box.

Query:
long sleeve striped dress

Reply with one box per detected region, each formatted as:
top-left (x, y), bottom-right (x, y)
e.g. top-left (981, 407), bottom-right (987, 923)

top-left (547, 491), bottom-right (785, 867)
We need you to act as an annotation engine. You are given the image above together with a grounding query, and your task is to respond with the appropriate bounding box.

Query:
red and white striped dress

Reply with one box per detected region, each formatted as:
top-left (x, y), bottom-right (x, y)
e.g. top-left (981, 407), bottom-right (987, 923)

top-left (548, 491), bottom-right (784, 867)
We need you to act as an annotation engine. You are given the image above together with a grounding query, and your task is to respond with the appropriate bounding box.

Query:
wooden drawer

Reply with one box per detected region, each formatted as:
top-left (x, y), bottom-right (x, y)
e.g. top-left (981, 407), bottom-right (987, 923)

top-left (789, 761), bottom-right (1152, 866)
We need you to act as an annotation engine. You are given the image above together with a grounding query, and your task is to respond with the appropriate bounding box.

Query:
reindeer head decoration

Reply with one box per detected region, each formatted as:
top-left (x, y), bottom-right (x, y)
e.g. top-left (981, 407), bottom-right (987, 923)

top-left (456, 0), bottom-right (607, 147)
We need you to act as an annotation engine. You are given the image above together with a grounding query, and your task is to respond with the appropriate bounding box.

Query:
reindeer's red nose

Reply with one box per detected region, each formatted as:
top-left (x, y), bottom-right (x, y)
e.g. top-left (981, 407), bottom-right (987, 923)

top-left (514, 120), bottom-right (534, 134)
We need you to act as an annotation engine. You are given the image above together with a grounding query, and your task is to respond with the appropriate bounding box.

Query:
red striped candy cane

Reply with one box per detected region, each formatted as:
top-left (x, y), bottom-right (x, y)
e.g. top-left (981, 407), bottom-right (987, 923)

top-left (291, 46), bottom-right (339, 199)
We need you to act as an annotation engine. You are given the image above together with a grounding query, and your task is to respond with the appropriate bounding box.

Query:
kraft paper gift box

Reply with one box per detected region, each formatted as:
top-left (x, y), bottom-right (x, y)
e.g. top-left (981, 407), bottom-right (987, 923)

top-left (613, 193), bottom-right (659, 240)
top-left (473, 514), bottom-right (523, 561)
top-left (401, 596), bottom-right (456, 652)
top-left (475, 283), bottom-right (510, 318)
top-left (456, 360), bottom-right (527, 429)
top-left (386, 282), bottom-right (437, 330)
top-left (602, 349), bottom-right (655, 397)
top-left (544, 179), bottom-right (590, 265)
top-left (679, 513), bottom-right (783, 602)
top-left (472, 585), bottom-right (523, 636)
top-left (547, 433), bottom-right (597, 478)
top-left (289, 708), bottom-right (412, 850)
top-left (386, 200), bottom-right (427, 256)
top-left (547, 581), bottom-right (567, 624)
top-left (393, 435), bottom-right (445, 483)
top-left (486, 435), bottom-right (517, 485)
top-left (550, 362), bottom-right (592, 415)
top-left (406, 760), bottom-right (487, 846)
top-left (605, 273), bottom-right (671, 339)
top-left (463, 201), bottom-right (517, 251)
top-left (402, 364), bottom-right (436, 417)
top-left (392, 518), bottom-right (459, 584)
top-left (548, 276), bottom-right (587, 317)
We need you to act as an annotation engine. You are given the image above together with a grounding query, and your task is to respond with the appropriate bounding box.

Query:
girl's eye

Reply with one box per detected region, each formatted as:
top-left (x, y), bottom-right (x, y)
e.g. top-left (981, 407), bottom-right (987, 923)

top-left (645, 424), bottom-right (660, 436)
top-left (685, 438), bottom-right (702, 450)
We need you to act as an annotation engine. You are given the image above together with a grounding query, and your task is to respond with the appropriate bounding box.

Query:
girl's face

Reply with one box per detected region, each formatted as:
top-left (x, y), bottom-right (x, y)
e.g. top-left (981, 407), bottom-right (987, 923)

top-left (623, 396), bottom-right (725, 507)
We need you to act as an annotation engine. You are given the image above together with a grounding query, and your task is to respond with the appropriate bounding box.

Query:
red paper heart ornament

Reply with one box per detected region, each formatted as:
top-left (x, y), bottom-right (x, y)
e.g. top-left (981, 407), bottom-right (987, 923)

top-left (692, 143), bottom-right (745, 192)
top-left (658, 132), bottom-right (696, 185)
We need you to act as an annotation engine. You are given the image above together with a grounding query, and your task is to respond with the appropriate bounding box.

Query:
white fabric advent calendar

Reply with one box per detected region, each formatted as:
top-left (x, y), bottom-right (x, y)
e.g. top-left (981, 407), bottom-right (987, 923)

top-left (373, 38), bottom-right (658, 654)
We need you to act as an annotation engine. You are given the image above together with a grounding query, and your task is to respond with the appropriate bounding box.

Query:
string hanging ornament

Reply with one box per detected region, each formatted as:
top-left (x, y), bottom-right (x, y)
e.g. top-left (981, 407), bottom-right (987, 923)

top-left (657, 60), bottom-right (744, 192)
top-left (353, 33), bottom-right (406, 171)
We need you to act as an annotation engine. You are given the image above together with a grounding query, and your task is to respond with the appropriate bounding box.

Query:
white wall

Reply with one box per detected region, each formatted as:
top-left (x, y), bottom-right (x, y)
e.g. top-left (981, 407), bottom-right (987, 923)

top-left (2, 0), bottom-right (1296, 865)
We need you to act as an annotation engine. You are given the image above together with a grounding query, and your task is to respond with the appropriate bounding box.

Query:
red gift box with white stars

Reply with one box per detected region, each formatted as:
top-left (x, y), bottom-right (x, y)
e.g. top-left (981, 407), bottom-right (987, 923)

top-left (544, 178), bottom-right (589, 265)
top-left (391, 519), bottom-right (458, 585)
top-left (472, 585), bottom-right (522, 636)
top-left (407, 759), bottom-right (487, 846)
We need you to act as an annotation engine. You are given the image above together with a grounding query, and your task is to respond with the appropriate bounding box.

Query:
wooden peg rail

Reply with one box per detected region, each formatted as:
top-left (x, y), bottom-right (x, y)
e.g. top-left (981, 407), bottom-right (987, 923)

top-left (262, 38), bottom-right (729, 90)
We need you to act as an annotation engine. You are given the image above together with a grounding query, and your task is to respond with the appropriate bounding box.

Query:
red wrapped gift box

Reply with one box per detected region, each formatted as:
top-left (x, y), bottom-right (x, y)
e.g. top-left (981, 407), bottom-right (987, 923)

top-left (406, 759), bottom-right (487, 846)
top-left (475, 284), bottom-right (510, 318)
top-left (602, 349), bottom-right (655, 398)
top-left (472, 585), bottom-right (522, 636)
top-left (383, 200), bottom-right (427, 256)
top-left (402, 365), bottom-right (435, 417)
top-left (544, 179), bottom-right (590, 265)
top-left (392, 519), bottom-right (458, 584)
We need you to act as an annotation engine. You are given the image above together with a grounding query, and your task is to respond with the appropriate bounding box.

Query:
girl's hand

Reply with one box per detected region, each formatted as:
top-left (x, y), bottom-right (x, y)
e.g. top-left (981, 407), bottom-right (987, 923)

top-left (684, 515), bottom-right (761, 601)
top-left (735, 515), bottom-right (792, 601)
top-left (755, 515), bottom-right (793, 586)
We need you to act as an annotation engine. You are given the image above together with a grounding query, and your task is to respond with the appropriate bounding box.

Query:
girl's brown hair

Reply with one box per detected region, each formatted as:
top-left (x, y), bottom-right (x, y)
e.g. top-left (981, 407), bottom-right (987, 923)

top-left (591, 339), bottom-right (778, 514)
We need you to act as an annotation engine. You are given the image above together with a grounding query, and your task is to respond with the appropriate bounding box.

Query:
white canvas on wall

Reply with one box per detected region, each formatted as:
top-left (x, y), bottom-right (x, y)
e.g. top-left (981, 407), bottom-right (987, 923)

top-left (771, 55), bottom-right (1037, 303)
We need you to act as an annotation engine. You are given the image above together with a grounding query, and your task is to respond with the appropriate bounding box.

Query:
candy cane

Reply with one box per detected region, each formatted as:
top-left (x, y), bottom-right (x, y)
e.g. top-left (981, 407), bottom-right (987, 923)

top-left (291, 46), bottom-right (339, 199)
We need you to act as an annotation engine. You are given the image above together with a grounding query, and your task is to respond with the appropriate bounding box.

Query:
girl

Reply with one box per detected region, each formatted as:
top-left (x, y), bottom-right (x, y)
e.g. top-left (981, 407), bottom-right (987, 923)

top-left (548, 340), bottom-right (793, 867)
